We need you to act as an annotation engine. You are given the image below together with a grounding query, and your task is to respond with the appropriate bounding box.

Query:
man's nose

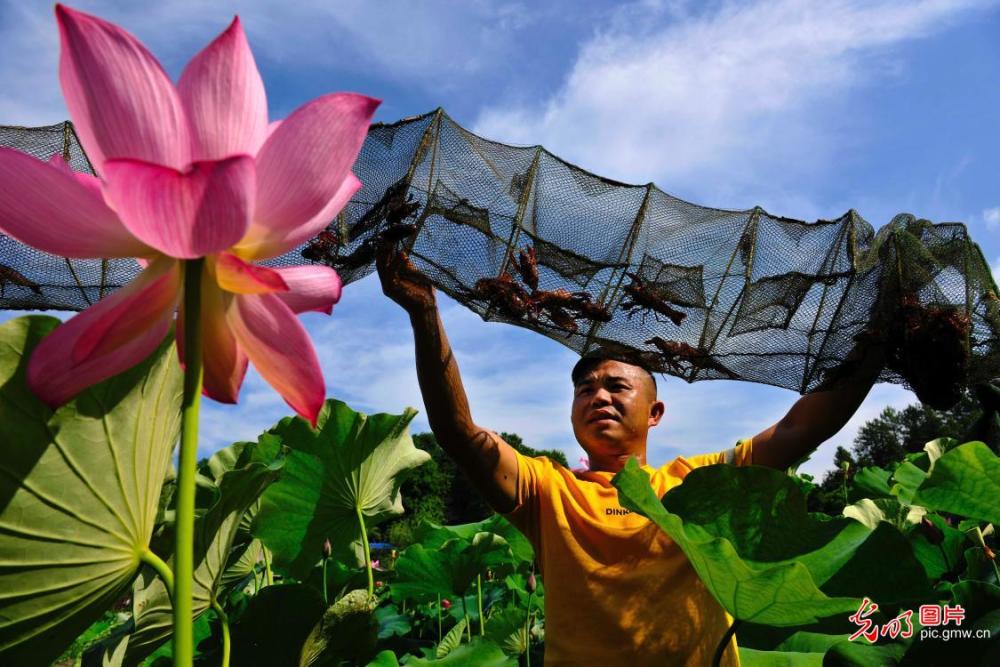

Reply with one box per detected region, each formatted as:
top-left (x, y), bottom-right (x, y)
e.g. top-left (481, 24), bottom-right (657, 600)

top-left (591, 387), bottom-right (612, 405)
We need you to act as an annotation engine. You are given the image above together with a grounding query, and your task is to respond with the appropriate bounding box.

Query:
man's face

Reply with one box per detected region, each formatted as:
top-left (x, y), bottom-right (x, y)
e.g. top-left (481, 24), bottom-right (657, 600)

top-left (570, 360), bottom-right (664, 461)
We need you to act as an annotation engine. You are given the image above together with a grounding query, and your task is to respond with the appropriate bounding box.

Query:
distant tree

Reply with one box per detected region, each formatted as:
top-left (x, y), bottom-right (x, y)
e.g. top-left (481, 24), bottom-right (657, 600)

top-left (376, 431), bottom-right (572, 545)
top-left (499, 431), bottom-right (570, 467)
top-left (806, 391), bottom-right (981, 514)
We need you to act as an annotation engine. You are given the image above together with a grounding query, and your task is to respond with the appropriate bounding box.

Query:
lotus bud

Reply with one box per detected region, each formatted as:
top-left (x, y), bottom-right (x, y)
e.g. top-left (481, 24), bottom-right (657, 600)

top-left (441, 598), bottom-right (452, 610)
top-left (323, 538), bottom-right (332, 559)
top-left (375, 580), bottom-right (384, 589)
top-left (527, 572), bottom-right (537, 593)
top-left (840, 461), bottom-right (850, 474)
top-left (919, 518), bottom-right (944, 545)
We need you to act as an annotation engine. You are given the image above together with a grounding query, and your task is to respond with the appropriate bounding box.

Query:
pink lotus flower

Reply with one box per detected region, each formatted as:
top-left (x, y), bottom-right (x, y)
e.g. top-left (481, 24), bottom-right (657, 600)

top-left (0, 6), bottom-right (379, 424)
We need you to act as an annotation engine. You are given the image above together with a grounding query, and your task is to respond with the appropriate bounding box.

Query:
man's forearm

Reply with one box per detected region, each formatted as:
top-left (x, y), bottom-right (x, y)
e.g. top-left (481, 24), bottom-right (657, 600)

top-left (408, 302), bottom-right (477, 445)
top-left (752, 346), bottom-right (883, 469)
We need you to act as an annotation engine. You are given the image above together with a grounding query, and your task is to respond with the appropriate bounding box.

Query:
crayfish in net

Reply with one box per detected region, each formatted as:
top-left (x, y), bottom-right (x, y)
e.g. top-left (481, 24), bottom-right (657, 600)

top-left (474, 271), bottom-right (534, 321)
top-left (644, 337), bottom-right (736, 379)
top-left (474, 245), bottom-right (612, 336)
top-left (622, 273), bottom-right (687, 326)
top-left (883, 295), bottom-right (970, 409)
top-left (0, 263), bottom-right (42, 296)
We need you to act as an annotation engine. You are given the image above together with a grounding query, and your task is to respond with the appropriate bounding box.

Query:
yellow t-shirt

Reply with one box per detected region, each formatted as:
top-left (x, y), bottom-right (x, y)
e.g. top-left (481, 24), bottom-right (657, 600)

top-left (504, 440), bottom-right (753, 667)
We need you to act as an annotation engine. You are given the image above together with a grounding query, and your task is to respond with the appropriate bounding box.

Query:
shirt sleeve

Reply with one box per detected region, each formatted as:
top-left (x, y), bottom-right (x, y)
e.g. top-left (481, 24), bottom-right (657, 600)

top-left (682, 437), bottom-right (754, 469)
top-left (501, 449), bottom-right (551, 551)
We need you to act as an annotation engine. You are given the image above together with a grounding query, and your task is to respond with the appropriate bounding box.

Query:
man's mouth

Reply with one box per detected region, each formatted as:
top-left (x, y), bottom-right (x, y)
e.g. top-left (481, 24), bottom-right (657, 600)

top-left (589, 411), bottom-right (619, 423)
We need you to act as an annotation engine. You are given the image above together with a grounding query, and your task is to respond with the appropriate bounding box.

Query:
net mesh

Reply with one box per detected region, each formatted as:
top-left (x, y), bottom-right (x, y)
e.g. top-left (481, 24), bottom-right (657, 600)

top-left (2, 110), bottom-right (998, 407)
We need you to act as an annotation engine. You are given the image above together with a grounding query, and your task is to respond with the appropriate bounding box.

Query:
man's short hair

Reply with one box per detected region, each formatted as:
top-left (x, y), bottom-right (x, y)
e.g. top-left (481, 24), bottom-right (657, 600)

top-left (571, 355), bottom-right (657, 396)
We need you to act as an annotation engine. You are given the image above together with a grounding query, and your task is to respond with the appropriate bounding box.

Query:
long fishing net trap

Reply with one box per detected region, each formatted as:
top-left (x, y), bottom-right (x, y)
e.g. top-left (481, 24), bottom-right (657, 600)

top-left (2, 109), bottom-right (998, 409)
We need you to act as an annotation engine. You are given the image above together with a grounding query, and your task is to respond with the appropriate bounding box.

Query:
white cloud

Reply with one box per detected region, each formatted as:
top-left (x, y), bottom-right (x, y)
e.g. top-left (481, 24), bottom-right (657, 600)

top-left (0, 0), bottom-right (544, 124)
top-left (474, 0), bottom-right (994, 211)
top-left (984, 206), bottom-right (1000, 231)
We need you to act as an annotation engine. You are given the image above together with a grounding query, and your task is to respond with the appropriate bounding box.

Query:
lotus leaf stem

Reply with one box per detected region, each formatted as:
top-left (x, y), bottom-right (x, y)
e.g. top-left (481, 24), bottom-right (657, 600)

top-left (477, 574), bottom-right (485, 636)
top-left (437, 593), bottom-right (443, 643)
top-left (711, 619), bottom-right (740, 667)
top-left (524, 589), bottom-right (534, 667)
top-left (356, 504), bottom-right (374, 596)
top-left (174, 258), bottom-right (205, 667)
top-left (461, 595), bottom-right (471, 642)
top-left (139, 548), bottom-right (175, 603)
top-left (210, 598), bottom-right (231, 667)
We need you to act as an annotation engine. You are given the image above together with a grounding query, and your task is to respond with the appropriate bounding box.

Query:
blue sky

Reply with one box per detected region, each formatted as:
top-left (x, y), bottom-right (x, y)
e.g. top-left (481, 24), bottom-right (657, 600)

top-left (1, 0), bottom-right (998, 476)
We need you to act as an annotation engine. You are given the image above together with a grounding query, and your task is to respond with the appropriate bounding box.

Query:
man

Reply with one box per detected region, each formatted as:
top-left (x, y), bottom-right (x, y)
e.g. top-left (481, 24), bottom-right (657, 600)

top-left (377, 247), bottom-right (882, 666)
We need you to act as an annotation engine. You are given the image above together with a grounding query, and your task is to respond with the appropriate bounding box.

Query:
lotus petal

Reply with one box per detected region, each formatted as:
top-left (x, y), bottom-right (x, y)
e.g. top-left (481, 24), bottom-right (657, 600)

top-left (214, 253), bottom-right (288, 295)
top-left (178, 17), bottom-right (268, 161)
top-left (103, 155), bottom-right (255, 258)
top-left (57, 5), bottom-right (190, 172)
top-left (27, 258), bottom-right (180, 407)
top-left (229, 293), bottom-right (324, 425)
top-left (273, 265), bottom-right (342, 314)
top-left (252, 93), bottom-right (377, 246)
top-left (0, 148), bottom-right (149, 258)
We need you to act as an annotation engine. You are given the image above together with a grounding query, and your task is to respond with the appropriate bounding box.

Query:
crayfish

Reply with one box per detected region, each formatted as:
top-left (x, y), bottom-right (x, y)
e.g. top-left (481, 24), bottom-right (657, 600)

top-left (645, 337), bottom-right (736, 378)
top-left (474, 245), bottom-right (611, 337)
top-left (301, 230), bottom-right (341, 262)
top-left (0, 263), bottom-right (42, 296)
top-left (622, 273), bottom-right (686, 326)
top-left (474, 271), bottom-right (533, 321)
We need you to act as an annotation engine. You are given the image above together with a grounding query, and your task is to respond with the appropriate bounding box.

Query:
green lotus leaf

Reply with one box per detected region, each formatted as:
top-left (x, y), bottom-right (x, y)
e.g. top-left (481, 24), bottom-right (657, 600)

top-left (843, 498), bottom-right (925, 531)
top-left (654, 463), bottom-right (878, 585)
top-left (252, 399), bottom-right (430, 578)
top-left (126, 443), bottom-right (282, 661)
top-left (908, 513), bottom-right (967, 581)
top-left (850, 466), bottom-right (893, 500)
top-left (299, 589), bottom-right (378, 667)
top-left (406, 638), bottom-right (516, 666)
top-left (912, 441), bottom-right (1000, 525)
top-left (100, 633), bottom-right (128, 667)
top-left (375, 604), bottom-right (411, 639)
top-left (738, 647), bottom-right (822, 666)
top-left (366, 650), bottom-right (401, 667)
top-left (0, 316), bottom-right (182, 666)
top-left (612, 458), bottom-right (862, 625)
top-left (819, 522), bottom-right (935, 608)
top-left (230, 584), bottom-right (326, 667)
top-left (435, 617), bottom-right (467, 658)
top-left (822, 641), bottom-right (907, 666)
top-left (415, 515), bottom-right (534, 565)
top-left (393, 533), bottom-right (512, 601)
top-left (141, 610), bottom-right (223, 664)
top-left (219, 538), bottom-right (263, 592)
top-left (484, 606), bottom-right (529, 655)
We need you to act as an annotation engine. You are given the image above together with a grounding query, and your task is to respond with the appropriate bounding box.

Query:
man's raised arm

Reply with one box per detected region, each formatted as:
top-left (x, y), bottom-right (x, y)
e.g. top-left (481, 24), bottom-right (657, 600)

top-left (375, 245), bottom-right (519, 513)
top-left (751, 344), bottom-right (884, 470)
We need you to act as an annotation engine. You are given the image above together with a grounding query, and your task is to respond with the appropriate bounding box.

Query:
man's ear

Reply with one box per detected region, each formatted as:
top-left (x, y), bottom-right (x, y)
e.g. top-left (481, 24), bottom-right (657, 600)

top-left (648, 400), bottom-right (665, 427)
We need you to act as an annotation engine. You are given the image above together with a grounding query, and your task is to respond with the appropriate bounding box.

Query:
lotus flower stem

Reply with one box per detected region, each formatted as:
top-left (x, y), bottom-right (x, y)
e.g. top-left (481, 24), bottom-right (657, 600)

top-left (174, 258), bottom-right (205, 667)
top-left (524, 589), bottom-right (534, 667)
top-left (210, 598), bottom-right (231, 667)
top-left (437, 594), bottom-right (443, 643)
top-left (477, 574), bottom-right (485, 636)
top-left (970, 526), bottom-right (1000, 582)
top-left (140, 548), bottom-right (175, 602)
top-left (711, 619), bottom-right (741, 667)
top-left (262, 546), bottom-right (273, 586)
top-left (356, 504), bottom-right (374, 596)
top-left (461, 595), bottom-right (471, 642)
top-left (322, 557), bottom-right (328, 605)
